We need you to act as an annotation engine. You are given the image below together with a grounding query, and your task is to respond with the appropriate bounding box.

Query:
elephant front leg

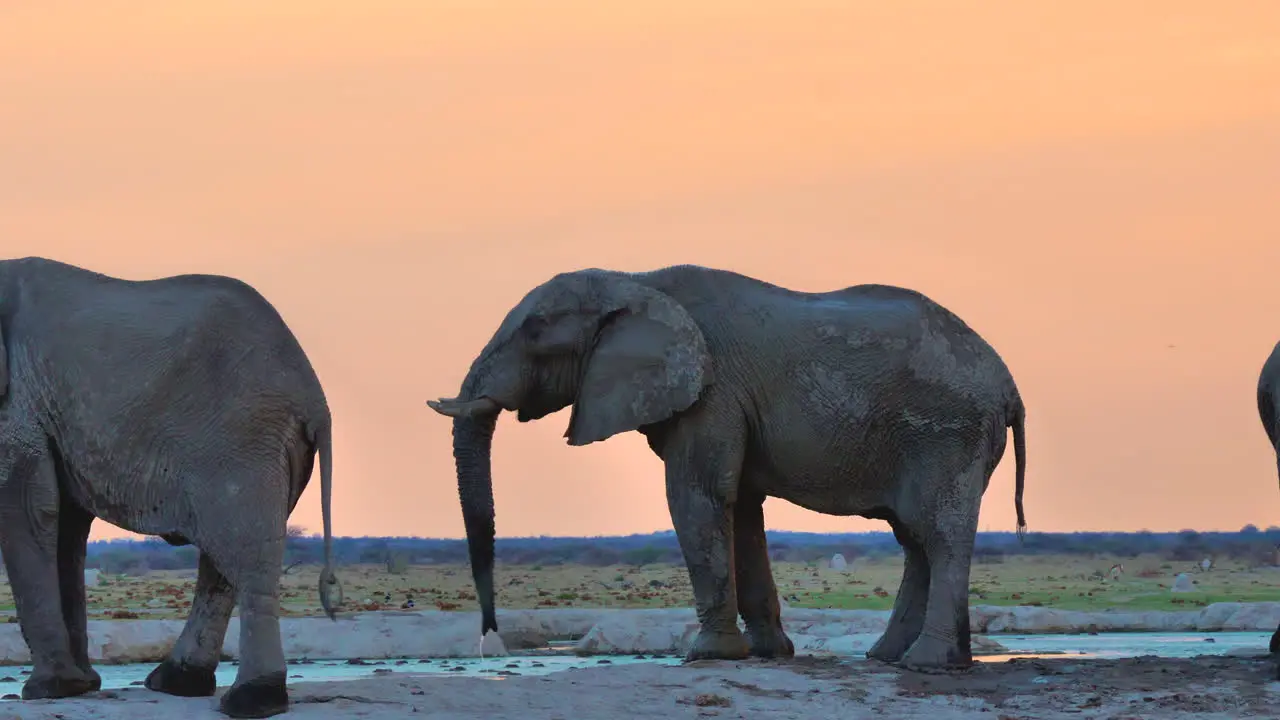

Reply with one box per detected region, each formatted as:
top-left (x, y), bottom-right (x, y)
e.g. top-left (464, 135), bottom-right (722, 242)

top-left (732, 488), bottom-right (792, 659)
top-left (56, 498), bottom-right (101, 691)
top-left (663, 428), bottom-right (749, 662)
top-left (146, 551), bottom-right (236, 698)
top-left (0, 452), bottom-right (95, 699)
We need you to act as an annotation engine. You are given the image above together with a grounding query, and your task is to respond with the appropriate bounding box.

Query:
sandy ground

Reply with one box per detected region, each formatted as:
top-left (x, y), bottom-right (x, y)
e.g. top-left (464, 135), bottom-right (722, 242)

top-left (3, 655), bottom-right (1278, 719)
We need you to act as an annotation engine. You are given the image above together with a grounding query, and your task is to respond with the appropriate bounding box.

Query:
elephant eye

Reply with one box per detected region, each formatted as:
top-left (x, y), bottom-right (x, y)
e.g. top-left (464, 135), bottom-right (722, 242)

top-left (523, 315), bottom-right (552, 342)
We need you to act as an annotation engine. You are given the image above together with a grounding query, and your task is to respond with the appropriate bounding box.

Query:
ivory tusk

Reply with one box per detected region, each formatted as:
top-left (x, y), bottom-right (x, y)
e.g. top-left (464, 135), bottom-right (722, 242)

top-left (426, 396), bottom-right (500, 418)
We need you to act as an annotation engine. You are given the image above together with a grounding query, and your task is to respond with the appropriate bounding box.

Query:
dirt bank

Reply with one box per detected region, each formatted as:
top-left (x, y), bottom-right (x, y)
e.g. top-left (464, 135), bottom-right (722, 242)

top-left (2, 603), bottom-right (1277, 666)
top-left (4, 654), bottom-right (1278, 719)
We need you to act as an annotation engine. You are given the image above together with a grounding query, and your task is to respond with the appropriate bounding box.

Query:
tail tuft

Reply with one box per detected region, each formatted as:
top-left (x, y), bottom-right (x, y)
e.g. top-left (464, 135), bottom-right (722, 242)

top-left (1011, 394), bottom-right (1028, 543)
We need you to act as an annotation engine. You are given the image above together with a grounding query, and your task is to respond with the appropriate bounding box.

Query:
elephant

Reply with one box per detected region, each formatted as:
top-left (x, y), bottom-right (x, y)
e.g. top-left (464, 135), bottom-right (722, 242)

top-left (1255, 340), bottom-right (1280, 668)
top-left (0, 257), bottom-right (339, 719)
top-left (428, 264), bottom-right (1027, 670)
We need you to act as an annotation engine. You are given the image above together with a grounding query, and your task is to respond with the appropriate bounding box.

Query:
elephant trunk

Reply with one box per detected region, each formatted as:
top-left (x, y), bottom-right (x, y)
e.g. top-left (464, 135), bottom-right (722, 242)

top-left (453, 410), bottom-right (499, 635)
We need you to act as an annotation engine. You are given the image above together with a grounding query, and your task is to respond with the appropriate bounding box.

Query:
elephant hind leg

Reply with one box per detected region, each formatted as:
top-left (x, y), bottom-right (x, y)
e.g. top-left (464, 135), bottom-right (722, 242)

top-left (55, 496), bottom-right (101, 691)
top-left (867, 520), bottom-right (930, 663)
top-left (732, 485), bottom-right (793, 659)
top-left (146, 551), bottom-right (236, 698)
top-left (195, 477), bottom-right (290, 719)
top-left (899, 461), bottom-right (986, 671)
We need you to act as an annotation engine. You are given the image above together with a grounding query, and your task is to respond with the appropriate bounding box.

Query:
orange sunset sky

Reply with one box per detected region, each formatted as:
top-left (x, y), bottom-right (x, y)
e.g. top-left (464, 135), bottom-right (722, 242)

top-left (3, 2), bottom-right (1280, 541)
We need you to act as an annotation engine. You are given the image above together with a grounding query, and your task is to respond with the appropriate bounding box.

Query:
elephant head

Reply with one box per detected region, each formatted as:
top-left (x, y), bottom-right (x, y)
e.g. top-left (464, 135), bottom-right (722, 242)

top-left (427, 269), bottom-right (712, 633)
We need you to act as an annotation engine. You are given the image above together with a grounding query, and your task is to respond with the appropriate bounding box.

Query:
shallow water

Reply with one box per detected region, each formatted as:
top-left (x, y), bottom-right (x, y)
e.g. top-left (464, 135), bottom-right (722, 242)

top-left (0, 654), bottom-right (678, 696)
top-left (0, 631), bottom-right (1271, 697)
top-left (987, 630), bottom-right (1272, 660)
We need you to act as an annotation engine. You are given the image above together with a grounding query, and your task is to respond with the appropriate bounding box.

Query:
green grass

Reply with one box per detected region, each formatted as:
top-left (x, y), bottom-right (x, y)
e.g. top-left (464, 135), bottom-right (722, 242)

top-left (3, 553), bottom-right (1276, 619)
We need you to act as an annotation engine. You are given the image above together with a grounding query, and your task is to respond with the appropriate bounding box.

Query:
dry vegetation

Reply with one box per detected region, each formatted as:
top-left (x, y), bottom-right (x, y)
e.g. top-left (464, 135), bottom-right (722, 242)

top-left (2, 553), bottom-right (1278, 621)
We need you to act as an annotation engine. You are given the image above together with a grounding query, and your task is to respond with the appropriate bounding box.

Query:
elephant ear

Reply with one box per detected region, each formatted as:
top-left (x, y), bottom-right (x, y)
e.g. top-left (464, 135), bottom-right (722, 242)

top-left (565, 283), bottom-right (711, 446)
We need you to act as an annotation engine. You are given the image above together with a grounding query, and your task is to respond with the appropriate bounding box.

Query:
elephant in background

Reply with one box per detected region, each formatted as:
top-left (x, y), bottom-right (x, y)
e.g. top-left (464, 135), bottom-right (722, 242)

top-left (0, 257), bottom-right (340, 719)
top-left (1255, 340), bottom-right (1280, 670)
top-left (428, 264), bottom-right (1027, 670)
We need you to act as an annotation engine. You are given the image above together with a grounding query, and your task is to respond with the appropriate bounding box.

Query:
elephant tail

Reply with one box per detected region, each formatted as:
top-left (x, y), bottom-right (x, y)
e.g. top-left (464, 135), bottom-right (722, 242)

top-left (315, 420), bottom-right (340, 621)
top-left (1009, 394), bottom-right (1028, 542)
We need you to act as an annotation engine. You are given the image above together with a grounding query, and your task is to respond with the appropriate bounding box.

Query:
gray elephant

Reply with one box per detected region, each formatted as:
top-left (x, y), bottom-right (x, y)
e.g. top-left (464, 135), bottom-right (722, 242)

top-left (428, 264), bottom-right (1027, 670)
top-left (0, 257), bottom-right (339, 719)
top-left (1256, 340), bottom-right (1280, 669)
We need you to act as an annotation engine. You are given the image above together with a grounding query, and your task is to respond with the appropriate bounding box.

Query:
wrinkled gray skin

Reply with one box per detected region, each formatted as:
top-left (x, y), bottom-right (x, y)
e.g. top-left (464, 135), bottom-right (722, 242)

top-left (1255, 341), bottom-right (1280, 671)
top-left (0, 257), bottom-right (339, 719)
top-left (429, 265), bottom-right (1027, 670)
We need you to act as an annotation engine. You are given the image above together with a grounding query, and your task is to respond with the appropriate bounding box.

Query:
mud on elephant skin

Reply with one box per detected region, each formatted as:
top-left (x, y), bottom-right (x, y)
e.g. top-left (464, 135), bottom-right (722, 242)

top-left (427, 264), bottom-right (1028, 671)
top-left (0, 257), bottom-right (342, 719)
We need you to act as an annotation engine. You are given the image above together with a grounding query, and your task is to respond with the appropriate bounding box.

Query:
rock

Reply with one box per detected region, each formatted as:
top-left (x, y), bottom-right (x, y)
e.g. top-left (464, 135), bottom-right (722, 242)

top-left (1172, 573), bottom-right (1195, 593)
top-left (1193, 602), bottom-right (1280, 631)
top-left (84, 569), bottom-right (100, 587)
top-left (828, 554), bottom-right (848, 571)
top-left (479, 630), bottom-right (508, 657)
top-left (497, 628), bottom-right (547, 650)
top-left (971, 635), bottom-right (1010, 655)
top-left (575, 613), bottom-right (700, 656)
top-left (1225, 646), bottom-right (1271, 658)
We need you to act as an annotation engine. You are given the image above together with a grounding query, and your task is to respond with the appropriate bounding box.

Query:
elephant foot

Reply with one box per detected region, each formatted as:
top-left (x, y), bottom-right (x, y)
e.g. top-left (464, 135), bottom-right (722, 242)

top-left (867, 628), bottom-right (921, 664)
top-left (899, 633), bottom-right (971, 672)
top-left (219, 672), bottom-right (289, 719)
top-left (1269, 627), bottom-right (1280, 655)
top-left (146, 658), bottom-right (218, 697)
top-left (746, 625), bottom-right (795, 659)
top-left (684, 628), bottom-right (750, 662)
top-left (80, 665), bottom-right (103, 693)
top-left (21, 666), bottom-right (98, 700)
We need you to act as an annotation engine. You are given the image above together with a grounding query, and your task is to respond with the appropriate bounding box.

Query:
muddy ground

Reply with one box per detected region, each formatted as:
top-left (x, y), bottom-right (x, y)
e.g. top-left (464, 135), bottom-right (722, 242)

top-left (3, 654), bottom-right (1278, 719)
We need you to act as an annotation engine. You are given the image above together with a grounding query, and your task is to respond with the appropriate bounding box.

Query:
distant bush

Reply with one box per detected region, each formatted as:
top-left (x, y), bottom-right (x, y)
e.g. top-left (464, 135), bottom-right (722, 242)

top-left (76, 526), bottom-right (1280, 573)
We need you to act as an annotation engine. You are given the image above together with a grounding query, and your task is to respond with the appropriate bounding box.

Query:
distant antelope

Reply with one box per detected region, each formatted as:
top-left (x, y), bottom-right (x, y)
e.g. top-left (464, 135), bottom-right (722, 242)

top-left (1108, 563), bottom-right (1124, 581)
